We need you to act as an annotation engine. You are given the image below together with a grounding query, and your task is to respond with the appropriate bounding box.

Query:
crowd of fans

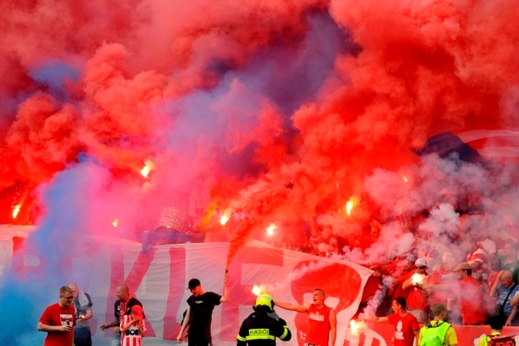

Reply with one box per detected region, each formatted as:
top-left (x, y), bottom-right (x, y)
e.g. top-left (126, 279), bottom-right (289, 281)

top-left (354, 215), bottom-right (518, 326)
top-left (254, 211), bottom-right (519, 327)
top-left (145, 197), bottom-right (519, 328)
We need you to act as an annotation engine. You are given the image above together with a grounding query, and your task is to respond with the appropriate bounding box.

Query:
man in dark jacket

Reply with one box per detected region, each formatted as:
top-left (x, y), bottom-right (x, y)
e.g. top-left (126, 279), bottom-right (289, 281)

top-left (100, 284), bottom-right (144, 346)
top-left (237, 293), bottom-right (292, 346)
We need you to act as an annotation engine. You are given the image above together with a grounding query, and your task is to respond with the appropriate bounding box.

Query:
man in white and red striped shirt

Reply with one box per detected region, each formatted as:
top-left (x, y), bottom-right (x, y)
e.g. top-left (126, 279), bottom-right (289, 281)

top-left (120, 305), bottom-right (146, 346)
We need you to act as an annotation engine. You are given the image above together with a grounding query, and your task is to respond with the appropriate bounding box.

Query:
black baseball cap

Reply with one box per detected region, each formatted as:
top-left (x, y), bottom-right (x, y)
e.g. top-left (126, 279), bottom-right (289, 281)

top-left (187, 278), bottom-right (201, 290)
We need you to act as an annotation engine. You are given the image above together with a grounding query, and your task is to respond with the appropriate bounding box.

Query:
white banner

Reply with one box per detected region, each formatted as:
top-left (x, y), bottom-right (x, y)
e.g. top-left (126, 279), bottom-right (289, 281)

top-left (0, 225), bottom-right (372, 346)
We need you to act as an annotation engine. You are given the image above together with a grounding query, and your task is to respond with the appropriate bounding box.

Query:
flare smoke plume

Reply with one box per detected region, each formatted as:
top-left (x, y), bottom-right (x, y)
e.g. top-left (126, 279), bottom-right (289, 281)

top-left (0, 0), bottom-right (518, 282)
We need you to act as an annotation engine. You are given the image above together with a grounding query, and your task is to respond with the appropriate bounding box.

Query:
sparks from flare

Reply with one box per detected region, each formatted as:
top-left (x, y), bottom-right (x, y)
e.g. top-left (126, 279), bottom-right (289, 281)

top-left (12, 204), bottom-right (21, 219)
top-left (266, 223), bottom-right (277, 236)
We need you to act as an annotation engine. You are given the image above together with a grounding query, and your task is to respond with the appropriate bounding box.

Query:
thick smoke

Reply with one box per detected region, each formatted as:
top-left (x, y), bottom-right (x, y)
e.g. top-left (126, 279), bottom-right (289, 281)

top-left (1, 0), bottom-right (519, 342)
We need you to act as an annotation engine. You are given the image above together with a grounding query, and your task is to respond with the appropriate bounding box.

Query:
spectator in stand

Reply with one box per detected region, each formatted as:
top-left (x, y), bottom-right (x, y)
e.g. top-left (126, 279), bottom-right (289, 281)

top-left (490, 270), bottom-right (519, 326)
top-left (500, 241), bottom-right (519, 282)
top-left (354, 220), bottom-right (382, 252)
top-left (365, 297), bottom-right (420, 346)
top-left (468, 214), bottom-right (497, 258)
top-left (402, 258), bottom-right (429, 323)
top-left (308, 222), bottom-right (338, 257)
top-left (464, 234), bottom-right (489, 282)
top-left (389, 255), bottom-right (417, 303)
top-left (453, 262), bottom-right (487, 325)
top-left (485, 257), bottom-right (503, 316)
top-left (427, 252), bottom-right (458, 321)
top-left (488, 257), bottom-right (503, 289)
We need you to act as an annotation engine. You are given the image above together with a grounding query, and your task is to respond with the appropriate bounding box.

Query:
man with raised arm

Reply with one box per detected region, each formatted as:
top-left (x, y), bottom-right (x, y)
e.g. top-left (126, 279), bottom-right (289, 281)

top-left (275, 288), bottom-right (337, 346)
top-left (177, 271), bottom-right (230, 346)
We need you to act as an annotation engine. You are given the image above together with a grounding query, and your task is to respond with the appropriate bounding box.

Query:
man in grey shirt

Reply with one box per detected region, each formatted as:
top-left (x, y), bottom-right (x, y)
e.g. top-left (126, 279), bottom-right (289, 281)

top-left (68, 282), bottom-right (93, 346)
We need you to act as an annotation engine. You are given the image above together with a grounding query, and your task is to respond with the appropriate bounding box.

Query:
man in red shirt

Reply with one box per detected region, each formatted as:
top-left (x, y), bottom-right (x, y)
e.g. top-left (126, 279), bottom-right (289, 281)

top-left (38, 286), bottom-right (76, 346)
top-left (453, 262), bottom-right (487, 324)
top-left (402, 258), bottom-right (429, 323)
top-left (368, 297), bottom-right (420, 346)
top-left (465, 235), bottom-right (489, 281)
top-left (389, 255), bottom-right (417, 302)
top-left (276, 288), bottom-right (337, 346)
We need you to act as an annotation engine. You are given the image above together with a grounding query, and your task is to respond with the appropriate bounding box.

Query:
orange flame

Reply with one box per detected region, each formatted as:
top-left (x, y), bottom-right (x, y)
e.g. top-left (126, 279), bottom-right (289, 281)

top-left (346, 201), bottom-right (354, 215)
top-left (112, 219), bottom-right (119, 227)
top-left (12, 204), bottom-right (21, 219)
top-left (345, 195), bottom-right (360, 216)
top-left (403, 176), bottom-right (408, 182)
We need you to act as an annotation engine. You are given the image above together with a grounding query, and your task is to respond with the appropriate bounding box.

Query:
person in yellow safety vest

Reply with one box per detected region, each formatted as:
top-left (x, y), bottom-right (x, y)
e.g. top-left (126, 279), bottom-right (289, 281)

top-left (418, 303), bottom-right (458, 346)
top-left (237, 293), bottom-right (292, 346)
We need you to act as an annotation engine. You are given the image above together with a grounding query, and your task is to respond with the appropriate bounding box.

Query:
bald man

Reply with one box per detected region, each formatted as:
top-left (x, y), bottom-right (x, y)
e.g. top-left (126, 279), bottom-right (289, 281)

top-left (276, 288), bottom-right (337, 346)
top-left (68, 282), bottom-right (93, 346)
top-left (100, 285), bottom-right (144, 346)
top-left (490, 270), bottom-right (519, 326)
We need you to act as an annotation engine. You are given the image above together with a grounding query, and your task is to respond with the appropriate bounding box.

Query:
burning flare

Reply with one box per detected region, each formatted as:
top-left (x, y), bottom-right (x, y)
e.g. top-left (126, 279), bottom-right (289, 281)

top-left (345, 195), bottom-right (360, 216)
top-left (266, 223), bottom-right (277, 236)
top-left (12, 204), bottom-right (21, 219)
top-left (140, 160), bottom-right (155, 178)
top-left (220, 215), bottom-right (229, 225)
top-left (251, 285), bottom-right (263, 296)
top-left (220, 209), bottom-right (232, 225)
top-left (112, 219), bottom-right (119, 227)
top-left (349, 320), bottom-right (366, 336)
top-left (411, 273), bottom-right (425, 285)
top-left (403, 176), bottom-right (408, 182)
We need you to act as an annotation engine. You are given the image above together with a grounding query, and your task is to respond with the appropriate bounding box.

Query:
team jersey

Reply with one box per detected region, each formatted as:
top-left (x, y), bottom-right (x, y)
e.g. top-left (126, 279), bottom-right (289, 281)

top-left (120, 314), bottom-right (146, 346)
top-left (306, 304), bottom-right (331, 346)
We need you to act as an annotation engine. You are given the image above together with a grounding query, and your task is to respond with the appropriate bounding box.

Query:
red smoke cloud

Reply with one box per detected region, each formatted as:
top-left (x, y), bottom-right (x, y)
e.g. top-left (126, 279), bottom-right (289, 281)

top-left (0, 0), bottom-right (518, 265)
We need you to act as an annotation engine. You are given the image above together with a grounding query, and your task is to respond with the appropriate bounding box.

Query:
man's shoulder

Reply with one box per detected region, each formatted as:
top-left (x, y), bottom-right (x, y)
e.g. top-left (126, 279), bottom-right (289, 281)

top-left (204, 291), bottom-right (221, 297)
top-left (241, 313), bottom-right (256, 324)
top-left (202, 291), bottom-right (222, 301)
top-left (460, 276), bottom-right (479, 285)
top-left (44, 302), bottom-right (60, 311)
top-left (404, 312), bottom-right (419, 323)
top-left (128, 297), bottom-right (143, 306)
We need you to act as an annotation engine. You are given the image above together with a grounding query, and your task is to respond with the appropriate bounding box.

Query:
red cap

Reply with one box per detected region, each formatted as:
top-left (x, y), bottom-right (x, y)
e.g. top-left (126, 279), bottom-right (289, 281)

top-left (131, 305), bottom-right (144, 322)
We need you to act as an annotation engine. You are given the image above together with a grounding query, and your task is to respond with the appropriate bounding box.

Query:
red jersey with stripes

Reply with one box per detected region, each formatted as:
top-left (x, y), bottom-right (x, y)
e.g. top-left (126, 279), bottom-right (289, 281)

top-left (120, 314), bottom-right (146, 346)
